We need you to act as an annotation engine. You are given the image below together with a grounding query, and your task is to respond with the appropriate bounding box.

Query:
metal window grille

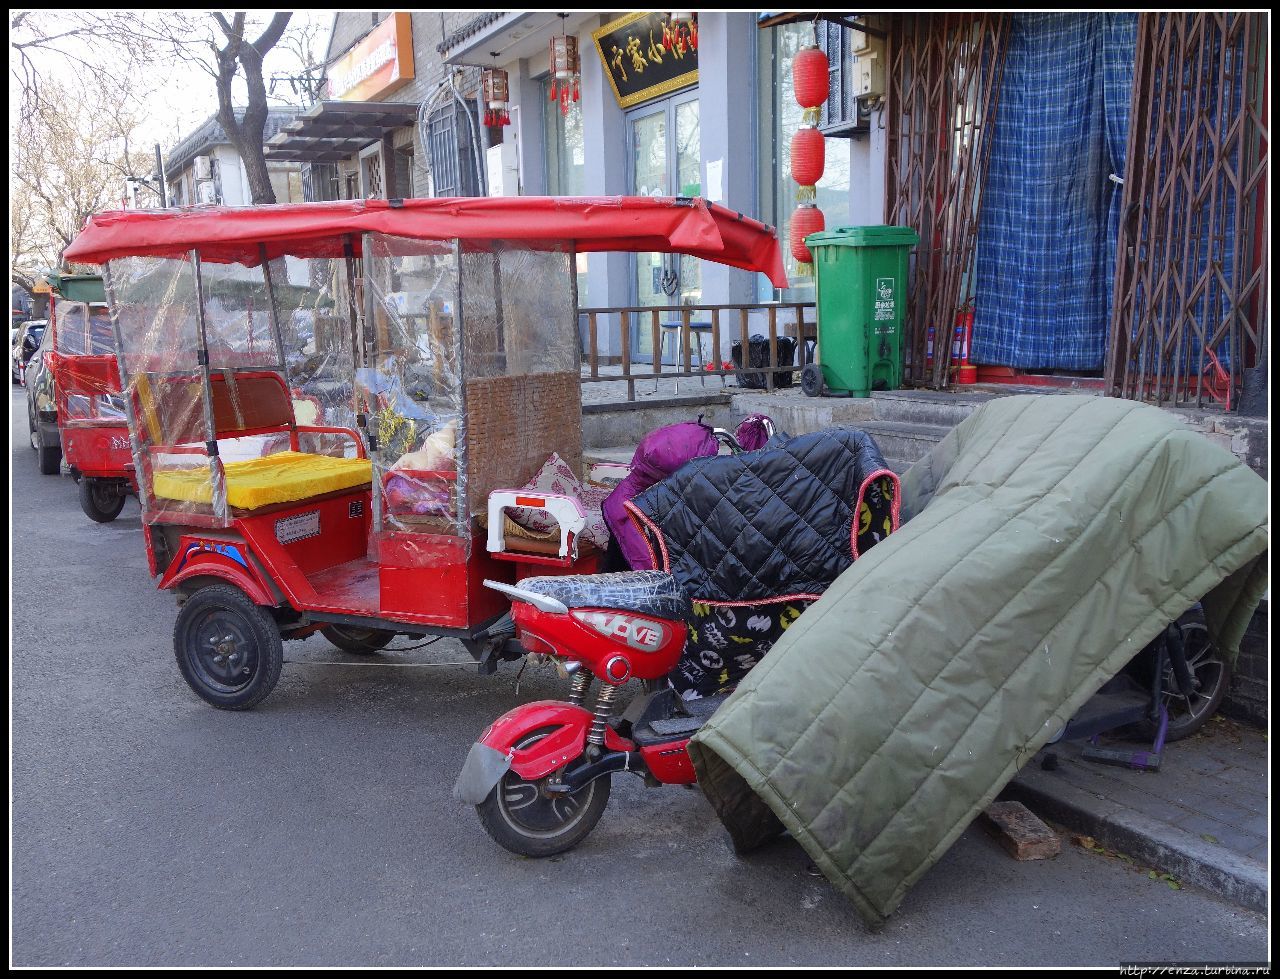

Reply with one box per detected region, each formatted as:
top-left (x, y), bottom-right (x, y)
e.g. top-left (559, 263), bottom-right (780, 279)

top-left (1105, 12), bottom-right (1268, 412)
top-left (302, 163), bottom-right (340, 202)
top-left (426, 102), bottom-right (480, 198)
top-left (816, 21), bottom-right (856, 133)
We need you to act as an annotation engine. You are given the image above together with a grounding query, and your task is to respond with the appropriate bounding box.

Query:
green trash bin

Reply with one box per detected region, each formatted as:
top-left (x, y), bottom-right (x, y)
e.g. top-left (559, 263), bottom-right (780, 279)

top-left (802, 225), bottom-right (919, 398)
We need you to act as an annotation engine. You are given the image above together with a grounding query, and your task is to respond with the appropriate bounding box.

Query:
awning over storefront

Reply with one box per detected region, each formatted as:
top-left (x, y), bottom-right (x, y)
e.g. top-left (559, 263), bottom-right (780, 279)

top-left (263, 101), bottom-right (420, 163)
top-left (64, 196), bottom-right (789, 288)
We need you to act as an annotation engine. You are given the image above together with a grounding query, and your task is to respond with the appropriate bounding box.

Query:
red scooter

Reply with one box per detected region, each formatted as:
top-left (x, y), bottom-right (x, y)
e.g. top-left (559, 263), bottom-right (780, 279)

top-left (454, 571), bottom-right (710, 857)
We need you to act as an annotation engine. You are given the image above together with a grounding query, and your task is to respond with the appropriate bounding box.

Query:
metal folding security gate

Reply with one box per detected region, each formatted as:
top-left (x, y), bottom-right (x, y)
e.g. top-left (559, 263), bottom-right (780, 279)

top-left (1106, 13), bottom-right (1268, 411)
top-left (884, 13), bottom-right (1010, 389)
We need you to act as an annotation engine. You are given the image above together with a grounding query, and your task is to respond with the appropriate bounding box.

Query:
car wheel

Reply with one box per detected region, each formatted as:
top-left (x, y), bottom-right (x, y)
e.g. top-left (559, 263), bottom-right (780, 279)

top-left (321, 624), bottom-right (396, 654)
top-left (33, 415), bottom-right (61, 475)
top-left (78, 478), bottom-right (127, 523)
top-left (174, 584), bottom-right (284, 710)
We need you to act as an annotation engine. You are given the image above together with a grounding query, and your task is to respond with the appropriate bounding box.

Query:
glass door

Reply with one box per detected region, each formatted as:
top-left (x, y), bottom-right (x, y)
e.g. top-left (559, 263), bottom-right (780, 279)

top-left (628, 92), bottom-right (700, 363)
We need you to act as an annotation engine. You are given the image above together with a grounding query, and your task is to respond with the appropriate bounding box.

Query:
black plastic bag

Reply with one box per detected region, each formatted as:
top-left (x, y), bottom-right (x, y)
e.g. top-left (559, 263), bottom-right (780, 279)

top-left (731, 335), bottom-right (796, 389)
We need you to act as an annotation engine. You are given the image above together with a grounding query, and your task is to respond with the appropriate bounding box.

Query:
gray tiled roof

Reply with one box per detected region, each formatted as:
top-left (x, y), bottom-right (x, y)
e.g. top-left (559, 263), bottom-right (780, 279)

top-left (166, 106), bottom-right (301, 175)
top-left (436, 12), bottom-right (506, 54)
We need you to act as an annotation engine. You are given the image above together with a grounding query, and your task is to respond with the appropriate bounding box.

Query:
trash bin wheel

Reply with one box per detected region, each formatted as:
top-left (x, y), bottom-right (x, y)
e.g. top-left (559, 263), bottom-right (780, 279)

top-left (801, 363), bottom-right (825, 399)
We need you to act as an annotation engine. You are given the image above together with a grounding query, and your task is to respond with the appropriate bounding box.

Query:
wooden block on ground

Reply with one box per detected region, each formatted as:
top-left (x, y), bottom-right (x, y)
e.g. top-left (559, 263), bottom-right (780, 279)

top-left (981, 801), bottom-right (1061, 860)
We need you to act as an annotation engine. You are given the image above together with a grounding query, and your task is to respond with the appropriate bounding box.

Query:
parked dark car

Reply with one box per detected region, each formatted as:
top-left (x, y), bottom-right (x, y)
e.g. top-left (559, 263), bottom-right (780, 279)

top-left (24, 321), bottom-right (61, 474)
top-left (11, 319), bottom-right (46, 384)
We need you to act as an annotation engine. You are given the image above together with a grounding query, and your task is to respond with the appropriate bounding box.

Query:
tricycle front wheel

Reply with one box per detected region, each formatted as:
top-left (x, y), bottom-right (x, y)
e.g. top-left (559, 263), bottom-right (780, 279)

top-left (174, 584), bottom-right (283, 710)
top-left (477, 729), bottom-right (611, 858)
top-left (78, 478), bottom-right (126, 523)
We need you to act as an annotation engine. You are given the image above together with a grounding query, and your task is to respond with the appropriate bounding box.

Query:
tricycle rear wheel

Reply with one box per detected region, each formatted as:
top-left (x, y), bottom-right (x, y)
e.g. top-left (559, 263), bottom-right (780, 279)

top-left (321, 624), bottom-right (396, 654)
top-left (78, 478), bottom-right (126, 523)
top-left (174, 584), bottom-right (283, 710)
top-left (477, 728), bottom-right (611, 858)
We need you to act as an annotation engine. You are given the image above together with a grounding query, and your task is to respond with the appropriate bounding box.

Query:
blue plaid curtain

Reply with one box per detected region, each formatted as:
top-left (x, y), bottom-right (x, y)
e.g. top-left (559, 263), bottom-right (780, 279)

top-left (972, 13), bottom-right (1138, 370)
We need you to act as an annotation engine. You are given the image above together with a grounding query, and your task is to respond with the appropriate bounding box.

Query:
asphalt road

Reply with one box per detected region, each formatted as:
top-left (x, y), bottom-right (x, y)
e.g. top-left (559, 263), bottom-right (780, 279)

top-left (9, 390), bottom-right (1269, 966)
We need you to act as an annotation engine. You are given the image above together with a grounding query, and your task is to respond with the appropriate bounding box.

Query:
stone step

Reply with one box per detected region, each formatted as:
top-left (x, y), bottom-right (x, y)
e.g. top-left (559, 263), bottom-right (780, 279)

top-left (883, 456), bottom-right (917, 476)
top-left (870, 389), bottom-right (990, 427)
top-left (857, 419), bottom-right (952, 465)
top-left (583, 445), bottom-right (635, 467)
top-left (730, 391), bottom-right (875, 436)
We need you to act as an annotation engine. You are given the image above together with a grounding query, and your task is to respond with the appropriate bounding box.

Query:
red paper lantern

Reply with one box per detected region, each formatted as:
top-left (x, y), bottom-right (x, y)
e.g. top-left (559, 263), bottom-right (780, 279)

top-left (789, 204), bottom-right (826, 269)
top-left (792, 46), bottom-right (830, 109)
top-left (789, 125), bottom-right (825, 189)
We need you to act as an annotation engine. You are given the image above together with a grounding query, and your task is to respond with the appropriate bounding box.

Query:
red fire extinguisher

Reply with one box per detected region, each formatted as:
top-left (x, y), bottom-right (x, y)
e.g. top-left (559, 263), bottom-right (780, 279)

top-left (953, 299), bottom-right (976, 385)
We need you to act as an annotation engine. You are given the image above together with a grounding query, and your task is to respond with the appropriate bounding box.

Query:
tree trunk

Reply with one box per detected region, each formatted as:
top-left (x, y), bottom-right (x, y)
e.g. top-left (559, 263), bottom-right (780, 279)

top-left (212, 12), bottom-right (291, 205)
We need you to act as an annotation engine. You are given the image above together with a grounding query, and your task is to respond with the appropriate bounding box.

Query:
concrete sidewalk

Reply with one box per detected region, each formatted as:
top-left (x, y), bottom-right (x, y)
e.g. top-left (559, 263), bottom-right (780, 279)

top-left (1005, 715), bottom-right (1269, 913)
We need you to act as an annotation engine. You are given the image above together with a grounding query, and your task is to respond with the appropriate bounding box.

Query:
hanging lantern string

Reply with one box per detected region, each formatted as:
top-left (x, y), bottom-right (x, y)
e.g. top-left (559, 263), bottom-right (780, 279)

top-left (789, 38), bottom-right (830, 276)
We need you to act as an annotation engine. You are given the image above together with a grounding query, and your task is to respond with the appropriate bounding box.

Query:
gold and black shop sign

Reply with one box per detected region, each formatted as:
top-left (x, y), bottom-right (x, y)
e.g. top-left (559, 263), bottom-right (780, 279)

top-left (592, 12), bottom-right (698, 109)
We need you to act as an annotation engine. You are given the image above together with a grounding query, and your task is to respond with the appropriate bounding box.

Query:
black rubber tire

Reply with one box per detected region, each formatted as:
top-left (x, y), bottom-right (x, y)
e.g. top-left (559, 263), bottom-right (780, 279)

top-left (78, 479), bottom-right (126, 523)
top-left (173, 584), bottom-right (284, 710)
top-left (477, 728), bottom-right (611, 858)
top-left (321, 624), bottom-right (396, 654)
top-left (1156, 609), bottom-right (1232, 742)
top-left (31, 411), bottom-right (61, 475)
top-left (800, 362), bottom-right (825, 398)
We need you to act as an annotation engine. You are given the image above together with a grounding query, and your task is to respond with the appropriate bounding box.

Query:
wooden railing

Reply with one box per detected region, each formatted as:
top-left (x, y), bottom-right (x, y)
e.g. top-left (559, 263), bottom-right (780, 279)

top-left (577, 302), bottom-right (817, 402)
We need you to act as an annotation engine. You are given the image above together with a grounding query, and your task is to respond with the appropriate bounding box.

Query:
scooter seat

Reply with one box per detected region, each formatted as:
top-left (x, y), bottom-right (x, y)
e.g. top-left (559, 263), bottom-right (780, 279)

top-left (516, 571), bottom-right (690, 621)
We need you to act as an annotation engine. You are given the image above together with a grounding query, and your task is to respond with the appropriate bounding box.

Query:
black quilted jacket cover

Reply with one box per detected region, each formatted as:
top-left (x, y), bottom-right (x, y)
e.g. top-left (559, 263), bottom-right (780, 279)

top-left (626, 429), bottom-right (896, 603)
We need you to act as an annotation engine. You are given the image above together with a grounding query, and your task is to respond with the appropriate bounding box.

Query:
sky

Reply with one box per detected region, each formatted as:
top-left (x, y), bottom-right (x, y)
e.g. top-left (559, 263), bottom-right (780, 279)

top-left (10, 10), bottom-right (336, 155)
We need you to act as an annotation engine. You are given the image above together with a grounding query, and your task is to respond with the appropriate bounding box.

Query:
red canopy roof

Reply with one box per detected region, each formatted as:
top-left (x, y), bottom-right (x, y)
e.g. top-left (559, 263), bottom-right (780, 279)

top-left (64, 196), bottom-right (788, 288)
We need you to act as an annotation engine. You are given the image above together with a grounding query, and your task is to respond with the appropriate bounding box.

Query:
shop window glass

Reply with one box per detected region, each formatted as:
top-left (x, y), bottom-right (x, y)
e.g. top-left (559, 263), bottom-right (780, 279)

top-left (542, 78), bottom-right (587, 303)
top-left (542, 76), bottom-right (585, 196)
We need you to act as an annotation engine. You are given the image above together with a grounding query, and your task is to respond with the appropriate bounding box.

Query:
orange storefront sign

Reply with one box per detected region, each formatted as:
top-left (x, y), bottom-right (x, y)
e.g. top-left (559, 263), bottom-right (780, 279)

top-left (328, 12), bottom-right (415, 101)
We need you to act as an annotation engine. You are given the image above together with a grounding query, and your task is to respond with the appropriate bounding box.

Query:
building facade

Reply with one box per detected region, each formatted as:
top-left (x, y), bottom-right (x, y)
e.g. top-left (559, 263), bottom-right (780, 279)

top-left (165, 107), bottom-right (304, 207)
top-left (264, 12), bottom-right (1265, 403)
top-left (266, 11), bottom-right (883, 363)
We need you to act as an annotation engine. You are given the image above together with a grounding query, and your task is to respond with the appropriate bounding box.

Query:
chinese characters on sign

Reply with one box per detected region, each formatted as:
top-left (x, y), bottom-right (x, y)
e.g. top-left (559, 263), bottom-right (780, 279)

top-left (592, 12), bottom-right (699, 109)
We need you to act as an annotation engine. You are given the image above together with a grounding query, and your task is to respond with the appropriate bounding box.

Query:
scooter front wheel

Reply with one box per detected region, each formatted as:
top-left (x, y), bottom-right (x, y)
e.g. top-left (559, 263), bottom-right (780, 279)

top-left (477, 729), bottom-right (611, 858)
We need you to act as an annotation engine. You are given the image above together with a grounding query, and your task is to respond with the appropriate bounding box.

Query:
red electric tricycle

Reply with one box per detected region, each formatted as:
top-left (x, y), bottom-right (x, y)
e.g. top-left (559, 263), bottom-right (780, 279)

top-left (35, 274), bottom-right (138, 520)
top-left (64, 196), bottom-right (787, 709)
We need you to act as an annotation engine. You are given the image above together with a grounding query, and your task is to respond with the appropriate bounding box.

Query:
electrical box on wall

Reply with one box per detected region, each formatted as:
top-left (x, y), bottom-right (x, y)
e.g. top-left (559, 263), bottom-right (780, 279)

top-left (855, 49), bottom-right (885, 99)
top-left (486, 141), bottom-right (521, 197)
top-left (851, 15), bottom-right (886, 101)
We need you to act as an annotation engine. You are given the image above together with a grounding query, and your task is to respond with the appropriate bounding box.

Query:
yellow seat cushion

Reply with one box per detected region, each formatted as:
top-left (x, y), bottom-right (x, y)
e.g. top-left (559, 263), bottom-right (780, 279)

top-left (153, 451), bottom-right (372, 510)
